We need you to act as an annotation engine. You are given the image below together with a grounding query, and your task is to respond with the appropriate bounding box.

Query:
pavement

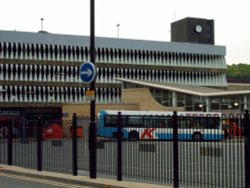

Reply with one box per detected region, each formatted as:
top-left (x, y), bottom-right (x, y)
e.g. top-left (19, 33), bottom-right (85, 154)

top-left (0, 165), bottom-right (172, 188)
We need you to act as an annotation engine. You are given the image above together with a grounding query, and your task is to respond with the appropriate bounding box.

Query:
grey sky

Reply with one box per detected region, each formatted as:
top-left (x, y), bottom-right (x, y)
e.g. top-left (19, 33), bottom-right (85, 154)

top-left (0, 0), bottom-right (249, 65)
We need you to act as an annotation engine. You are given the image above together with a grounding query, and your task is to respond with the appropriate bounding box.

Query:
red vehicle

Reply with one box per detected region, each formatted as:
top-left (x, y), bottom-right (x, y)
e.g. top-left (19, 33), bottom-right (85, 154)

top-left (70, 126), bottom-right (83, 138)
top-left (43, 123), bottom-right (64, 140)
top-left (229, 122), bottom-right (242, 137)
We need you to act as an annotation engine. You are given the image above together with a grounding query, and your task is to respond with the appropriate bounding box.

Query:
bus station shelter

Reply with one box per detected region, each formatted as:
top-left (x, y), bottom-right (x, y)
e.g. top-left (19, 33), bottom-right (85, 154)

top-left (116, 78), bottom-right (250, 114)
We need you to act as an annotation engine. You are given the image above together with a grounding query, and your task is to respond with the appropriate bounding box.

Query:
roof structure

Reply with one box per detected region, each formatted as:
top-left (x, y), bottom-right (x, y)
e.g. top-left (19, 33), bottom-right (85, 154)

top-left (116, 78), bottom-right (250, 97)
top-left (0, 30), bottom-right (225, 55)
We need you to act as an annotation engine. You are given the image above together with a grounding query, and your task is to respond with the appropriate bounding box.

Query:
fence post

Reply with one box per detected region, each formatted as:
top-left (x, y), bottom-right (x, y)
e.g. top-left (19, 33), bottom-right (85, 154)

top-left (245, 110), bottom-right (250, 188)
top-left (37, 118), bottom-right (42, 171)
top-left (117, 111), bottom-right (122, 181)
top-left (173, 111), bottom-right (179, 188)
top-left (7, 119), bottom-right (13, 165)
top-left (72, 113), bottom-right (78, 176)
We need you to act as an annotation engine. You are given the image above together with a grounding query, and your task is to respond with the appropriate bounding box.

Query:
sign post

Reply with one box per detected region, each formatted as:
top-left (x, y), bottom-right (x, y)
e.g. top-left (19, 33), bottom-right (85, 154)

top-left (89, 0), bottom-right (96, 179)
top-left (79, 62), bottom-right (97, 179)
top-left (79, 1), bottom-right (97, 179)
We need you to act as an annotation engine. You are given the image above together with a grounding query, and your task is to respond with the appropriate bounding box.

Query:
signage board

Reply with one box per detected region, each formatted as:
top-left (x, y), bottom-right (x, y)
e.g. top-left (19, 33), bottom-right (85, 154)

top-left (79, 61), bottom-right (96, 84)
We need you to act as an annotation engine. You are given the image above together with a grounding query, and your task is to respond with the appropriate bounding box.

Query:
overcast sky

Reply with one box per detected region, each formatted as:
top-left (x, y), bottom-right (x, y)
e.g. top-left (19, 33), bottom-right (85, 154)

top-left (0, 0), bottom-right (249, 65)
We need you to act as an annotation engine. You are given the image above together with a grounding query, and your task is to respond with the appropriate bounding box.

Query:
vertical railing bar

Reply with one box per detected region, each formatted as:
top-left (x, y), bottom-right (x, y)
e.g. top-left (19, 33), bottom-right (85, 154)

top-left (117, 111), bottom-right (122, 181)
top-left (7, 119), bottom-right (13, 165)
top-left (173, 111), bottom-right (179, 188)
top-left (37, 118), bottom-right (42, 171)
top-left (72, 113), bottom-right (78, 176)
top-left (245, 110), bottom-right (250, 188)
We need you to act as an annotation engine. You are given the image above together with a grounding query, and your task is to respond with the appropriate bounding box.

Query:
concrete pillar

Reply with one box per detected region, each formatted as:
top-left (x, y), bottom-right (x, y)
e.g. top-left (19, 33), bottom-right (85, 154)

top-left (244, 95), bottom-right (248, 110)
top-left (172, 91), bottom-right (177, 108)
top-left (205, 97), bottom-right (210, 112)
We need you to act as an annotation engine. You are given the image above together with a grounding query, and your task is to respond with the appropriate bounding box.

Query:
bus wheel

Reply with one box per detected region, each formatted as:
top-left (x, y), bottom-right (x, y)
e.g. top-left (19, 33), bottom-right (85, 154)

top-left (129, 131), bottom-right (139, 141)
top-left (192, 132), bottom-right (202, 141)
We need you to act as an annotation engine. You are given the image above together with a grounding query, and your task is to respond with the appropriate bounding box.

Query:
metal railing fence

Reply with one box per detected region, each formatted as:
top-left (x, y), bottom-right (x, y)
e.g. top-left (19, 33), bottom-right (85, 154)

top-left (0, 110), bottom-right (250, 188)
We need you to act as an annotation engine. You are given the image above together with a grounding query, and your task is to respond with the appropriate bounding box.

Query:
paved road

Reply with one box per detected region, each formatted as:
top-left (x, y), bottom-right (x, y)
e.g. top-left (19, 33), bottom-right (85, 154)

top-left (0, 172), bottom-right (94, 188)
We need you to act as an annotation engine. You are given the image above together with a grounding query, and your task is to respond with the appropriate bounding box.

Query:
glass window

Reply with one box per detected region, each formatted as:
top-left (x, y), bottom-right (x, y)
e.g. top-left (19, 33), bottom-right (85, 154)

top-left (162, 92), bottom-right (169, 100)
top-left (220, 98), bottom-right (230, 110)
top-left (219, 97), bottom-right (241, 111)
top-left (150, 88), bottom-right (172, 107)
top-left (162, 101), bottom-right (170, 106)
top-left (185, 95), bottom-right (193, 106)
top-left (186, 106), bottom-right (193, 111)
top-left (105, 115), bottom-right (118, 127)
top-left (155, 97), bottom-right (161, 104)
top-left (247, 95), bottom-right (250, 109)
top-left (154, 89), bottom-right (161, 97)
top-left (177, 93), bottom-right (185, 107)
top-left (211, 98), bottom-right (220, 110)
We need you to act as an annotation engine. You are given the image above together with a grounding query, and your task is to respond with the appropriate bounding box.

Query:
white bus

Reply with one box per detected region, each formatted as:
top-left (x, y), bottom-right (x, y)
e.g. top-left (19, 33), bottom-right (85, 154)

top-left (97, 110), bottom-right (224, 141)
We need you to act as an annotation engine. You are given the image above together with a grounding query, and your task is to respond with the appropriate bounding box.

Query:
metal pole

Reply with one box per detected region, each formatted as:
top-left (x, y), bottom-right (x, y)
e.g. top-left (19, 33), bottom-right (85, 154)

top-left (72, 113), bottom-right (78, 176)
top-left (173, 111), bottom-right (179, 188)
top-left (117, 112), bottom-right (122, 181)
top-left (245, 109), bottom-right (250, 188)
top-left (116, 24), bottom-right (120, 38)
top-left (37, 118), bottom-right (42, 171)
top-left (89, 0), bottom-right (97, 179)
top-left (7, 119), bottom-right (13, 165)
top-left (41, 18), bottom-right (44, 31)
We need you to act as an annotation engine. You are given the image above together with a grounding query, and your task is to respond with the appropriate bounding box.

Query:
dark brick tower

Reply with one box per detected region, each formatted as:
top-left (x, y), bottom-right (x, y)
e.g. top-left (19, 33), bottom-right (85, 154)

top-left (171, 17), bottom-right (214, 44)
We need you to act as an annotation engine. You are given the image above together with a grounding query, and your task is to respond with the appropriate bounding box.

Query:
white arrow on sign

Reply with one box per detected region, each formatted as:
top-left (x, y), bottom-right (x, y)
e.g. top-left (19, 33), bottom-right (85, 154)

top-left (80, 68), bottom-right (93, 77)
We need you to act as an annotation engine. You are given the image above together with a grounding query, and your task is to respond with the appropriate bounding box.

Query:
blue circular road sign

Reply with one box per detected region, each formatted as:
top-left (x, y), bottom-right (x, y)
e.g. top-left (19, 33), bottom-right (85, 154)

top-left (79, 61), bottom-right (96, 84)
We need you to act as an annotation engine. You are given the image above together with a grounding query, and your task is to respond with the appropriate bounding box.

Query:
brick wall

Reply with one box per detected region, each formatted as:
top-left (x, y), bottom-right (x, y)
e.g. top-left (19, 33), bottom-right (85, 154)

top-left (62, 87), bottom-right (184, 121)
top-left (121, 88), bottom-right (184, 111)
top-left (62, 103), bottom-right (139, 121)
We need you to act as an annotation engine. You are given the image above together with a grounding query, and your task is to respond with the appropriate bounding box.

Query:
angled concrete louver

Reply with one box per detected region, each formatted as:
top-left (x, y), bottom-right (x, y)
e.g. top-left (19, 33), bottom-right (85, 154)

top-left (0, 30), bottom-right (227, 104)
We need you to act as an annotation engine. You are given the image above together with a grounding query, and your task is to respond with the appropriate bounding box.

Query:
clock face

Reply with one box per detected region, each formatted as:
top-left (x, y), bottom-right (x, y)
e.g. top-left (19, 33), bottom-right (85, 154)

top-left (195, 25), bottom-right (202, 33)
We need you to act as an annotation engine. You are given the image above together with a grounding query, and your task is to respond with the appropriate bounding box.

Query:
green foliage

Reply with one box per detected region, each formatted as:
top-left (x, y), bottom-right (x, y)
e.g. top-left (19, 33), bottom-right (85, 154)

top-left (227, 63), bottom-right (250, 77)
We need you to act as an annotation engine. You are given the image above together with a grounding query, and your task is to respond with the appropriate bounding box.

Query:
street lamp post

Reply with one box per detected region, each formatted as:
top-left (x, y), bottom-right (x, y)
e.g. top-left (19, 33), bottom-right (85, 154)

top-left (116, 24), bottom-right (120, 38)
top-left (40, 18), bottom-right (44, 31)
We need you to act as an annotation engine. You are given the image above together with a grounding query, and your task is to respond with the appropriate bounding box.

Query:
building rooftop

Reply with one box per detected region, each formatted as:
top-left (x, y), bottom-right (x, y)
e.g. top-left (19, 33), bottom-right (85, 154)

top-left (0, 30), bottom-right (225, 55)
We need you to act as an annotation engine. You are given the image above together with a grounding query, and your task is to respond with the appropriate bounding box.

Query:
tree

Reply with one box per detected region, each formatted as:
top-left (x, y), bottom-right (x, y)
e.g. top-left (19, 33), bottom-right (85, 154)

top-left (227, 63), bottom-right (250, 77)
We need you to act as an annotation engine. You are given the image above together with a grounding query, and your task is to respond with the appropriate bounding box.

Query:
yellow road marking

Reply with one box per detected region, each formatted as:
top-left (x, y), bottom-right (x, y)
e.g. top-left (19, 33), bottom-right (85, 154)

top-left (0, 173), bottom-right (93, 188)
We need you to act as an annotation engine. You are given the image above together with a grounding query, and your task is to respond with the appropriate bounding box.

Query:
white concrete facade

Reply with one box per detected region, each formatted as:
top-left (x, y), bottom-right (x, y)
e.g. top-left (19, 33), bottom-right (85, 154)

top-left (0, 30), bottom-right (227, 105)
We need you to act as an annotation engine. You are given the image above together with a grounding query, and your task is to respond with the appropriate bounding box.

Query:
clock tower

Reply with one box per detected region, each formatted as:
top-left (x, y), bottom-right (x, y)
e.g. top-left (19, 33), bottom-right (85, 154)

top-left (171, 17), bottom-right (214, 45)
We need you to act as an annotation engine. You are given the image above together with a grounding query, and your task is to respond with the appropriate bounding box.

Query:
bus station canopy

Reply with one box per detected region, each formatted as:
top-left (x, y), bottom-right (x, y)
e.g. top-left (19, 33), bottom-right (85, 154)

top-left (116, 78), bottom-right (250, 97)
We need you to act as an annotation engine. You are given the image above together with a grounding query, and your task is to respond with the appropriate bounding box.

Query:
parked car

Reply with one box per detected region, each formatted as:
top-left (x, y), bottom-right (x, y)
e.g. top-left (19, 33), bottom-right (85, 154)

top-left (43, 123), bottom-right (63, 140)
